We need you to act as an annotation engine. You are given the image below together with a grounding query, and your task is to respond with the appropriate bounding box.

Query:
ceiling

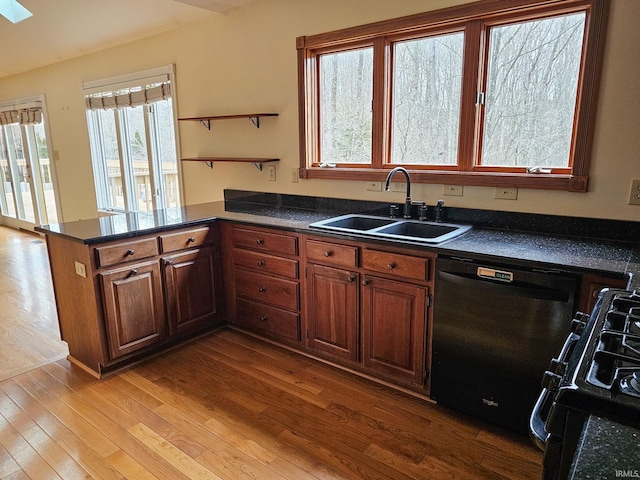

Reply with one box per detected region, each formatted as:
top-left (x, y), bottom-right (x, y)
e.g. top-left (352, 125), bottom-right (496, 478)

top-left (0, 0), bottom-right (258, 79)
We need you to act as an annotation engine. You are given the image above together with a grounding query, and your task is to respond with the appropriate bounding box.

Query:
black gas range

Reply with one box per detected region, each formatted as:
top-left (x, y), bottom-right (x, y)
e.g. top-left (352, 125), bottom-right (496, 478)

top-left (530, 288), bottom-right (640, 479)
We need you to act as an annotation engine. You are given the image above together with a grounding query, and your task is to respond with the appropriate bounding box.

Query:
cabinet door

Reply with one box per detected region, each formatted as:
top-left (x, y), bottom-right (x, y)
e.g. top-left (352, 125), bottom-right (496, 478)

top-left (163, 246), bottom-right (222, 336)
top-left (100, 260), bottom-right (166, 359)
top-left (361, 275), bottom-right (427, 387)
top-left (306, 263), bottom-right (359, 362)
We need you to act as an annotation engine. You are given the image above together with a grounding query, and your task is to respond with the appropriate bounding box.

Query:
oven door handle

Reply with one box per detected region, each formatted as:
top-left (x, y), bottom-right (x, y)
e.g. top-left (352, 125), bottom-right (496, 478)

top-left (528, 331), bottom-right (581, 450)
top-left (529, 387), bottom-right (552, 450)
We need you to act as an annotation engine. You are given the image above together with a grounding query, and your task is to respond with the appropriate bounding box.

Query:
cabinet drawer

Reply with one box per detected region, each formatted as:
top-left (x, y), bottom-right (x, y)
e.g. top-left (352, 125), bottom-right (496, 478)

top-left (305, 239), bottom-right (358, 268)
top-left (232, 226), bottom-right (298, 256)
top-left (234, 268), bottom-right (299, 311)
top-left (95, 237), bottom-right (159, 268)
top-left (233, 248), bottom-right (299, 279)
top-left (362, 249), bottom-right (429, 282)
top-left (160, 227), bottom-right (214, 253)
top-left (235, 298), bottom-right (300, 342)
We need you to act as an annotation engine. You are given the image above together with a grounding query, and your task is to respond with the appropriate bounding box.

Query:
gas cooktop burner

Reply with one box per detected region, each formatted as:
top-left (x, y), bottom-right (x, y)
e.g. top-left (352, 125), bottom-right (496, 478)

top-left (586, 291), bottom-right (640, 396)
top-left (619, 372), bottom-right (640, 398)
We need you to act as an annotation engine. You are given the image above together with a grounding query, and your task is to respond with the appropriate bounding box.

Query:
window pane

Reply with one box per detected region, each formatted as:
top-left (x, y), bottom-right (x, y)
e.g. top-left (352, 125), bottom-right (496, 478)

top-left (123, 107), bottom-right (152, 212)
top-left (0, 129), bottom-right (16, 218)
top-left (392, 32), bottom-right (464, 165)
top-left (482, 13), bottom-right (585, 168)
top-left (153, 99), bottom-right (180, 208)
top-left (32, 121), bottom-right (58, 224)
top-left (320, 48), bottom-right (373, 164)
top-left (96, 110), bottom-right (124, 210)
top-left (7, 124), bottom-right (35, 222)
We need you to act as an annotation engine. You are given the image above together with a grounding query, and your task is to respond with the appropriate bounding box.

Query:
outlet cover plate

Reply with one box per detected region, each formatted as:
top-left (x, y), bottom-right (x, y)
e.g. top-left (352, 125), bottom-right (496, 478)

top-left (366, 181), bottom-right (382, 192)
top-left (495, 187), bottom-right (518, 200)
top-left (444, 185), bottom-right (463, 196)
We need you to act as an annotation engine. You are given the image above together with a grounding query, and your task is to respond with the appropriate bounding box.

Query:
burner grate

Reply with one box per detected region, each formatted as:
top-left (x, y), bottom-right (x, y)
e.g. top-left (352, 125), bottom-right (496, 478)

top-left (586, 292), bottom-right (640, 394)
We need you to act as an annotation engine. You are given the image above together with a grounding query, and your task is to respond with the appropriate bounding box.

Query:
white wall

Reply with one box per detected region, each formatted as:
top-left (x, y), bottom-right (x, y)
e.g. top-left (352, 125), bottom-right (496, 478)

top-left (0, 0), bottom-right (638, 222)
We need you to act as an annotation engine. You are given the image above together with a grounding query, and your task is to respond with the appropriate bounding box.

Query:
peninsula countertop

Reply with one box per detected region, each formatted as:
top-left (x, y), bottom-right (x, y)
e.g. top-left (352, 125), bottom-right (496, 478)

top-left (35, 199), bottom-right (639, 289)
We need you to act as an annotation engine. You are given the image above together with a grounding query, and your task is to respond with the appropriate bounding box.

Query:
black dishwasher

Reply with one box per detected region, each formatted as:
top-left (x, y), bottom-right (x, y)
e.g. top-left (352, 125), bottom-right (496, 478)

top-left (430, 256), bottom-right (578, 434)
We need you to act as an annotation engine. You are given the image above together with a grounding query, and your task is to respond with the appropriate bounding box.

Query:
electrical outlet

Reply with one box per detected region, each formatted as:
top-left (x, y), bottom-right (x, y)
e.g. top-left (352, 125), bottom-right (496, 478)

top-left (629, 179), bottom-right (640, 205)
top-left (74, 261), bottom-right (87, 278)
top-left (267, 165), bottom-right (276, 181)
top-left (444, 185), bottom-right (463, 196)
top-left (366, 181), bottom-right (382, 192)
top-left (495, 187), bottom-right (518, 200)
top-left (291, 168), bottom-right (299, 183)
top-left (391, 181), bottom-right (407, 193)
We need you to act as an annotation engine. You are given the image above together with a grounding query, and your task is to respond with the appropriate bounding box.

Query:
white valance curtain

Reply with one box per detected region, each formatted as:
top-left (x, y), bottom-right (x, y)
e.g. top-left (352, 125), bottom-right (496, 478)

top-left (0, 104), bottom-right (42, 125)
top-left (85, 82), bottom-right (172, 111)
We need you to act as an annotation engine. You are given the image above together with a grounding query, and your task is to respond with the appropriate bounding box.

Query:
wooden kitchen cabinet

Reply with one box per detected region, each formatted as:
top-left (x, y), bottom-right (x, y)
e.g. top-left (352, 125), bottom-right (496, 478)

top-left (222, 222), bottom-right (302, 345)
top-left (163, 246), bottom-right (222, 336)
top-left (361, 275), bottom-right (427, 387)
top-left (100, 260), bottom-right (166, 359)
top-left (42, 222), bottom-right (223, 377)
top-left (578, 273), bottom-right (629, 313)
top-left (306, 263), bottom-right (359, 362)
top-left (303, 235), bottom-right (434, 390)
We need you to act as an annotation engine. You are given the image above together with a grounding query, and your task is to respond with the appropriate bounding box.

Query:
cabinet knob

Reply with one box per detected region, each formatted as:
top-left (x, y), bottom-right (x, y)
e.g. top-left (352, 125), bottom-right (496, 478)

top-left (164, 259), bottom-right (173, 266)
top-left (260, 315), bottom-right (268, 322)
top-left (259, 286), bottom-right (267, 292)
top-left (324, 250), bottom-right (333, 257)
top-left (128, 269), bottom-right (138, 277)
top-left (387, 262), bottom-right (396, 270)
top-left (348, 275), bottom-right (355, 282)
top-left (125, 249), bottom-right (135, 256)
top-left (256, 238), bottom-right (264, 245)
top-left (257, 260), bottom-right (265, 266)
top-left (187, 237), bottom-right (196, 243)
top-left (362, 278), bottom-right (370, 286)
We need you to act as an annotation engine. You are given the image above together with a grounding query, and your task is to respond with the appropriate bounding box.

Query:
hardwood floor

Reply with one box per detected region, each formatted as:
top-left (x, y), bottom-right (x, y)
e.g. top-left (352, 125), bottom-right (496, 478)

top-left (0, 225), bottom-right (542, 479)
top-left (1, 328), bottom-right (543, 479)
top-left (0, 227), bottom-right (68, 382)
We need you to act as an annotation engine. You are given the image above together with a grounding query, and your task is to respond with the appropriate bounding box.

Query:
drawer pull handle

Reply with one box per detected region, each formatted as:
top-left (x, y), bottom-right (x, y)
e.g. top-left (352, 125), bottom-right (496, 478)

top-left (187, 237), bottom-right (196, 243)
top-left (362, 278), bottom-right (370, 286)
top-left (257, 260), bottom-right (265, 266)
top-left (260, 315), bottom-right (268, 322)
top-left (128, 269), bottom-right (138, 277)
top-left (256, 238), bottom-right (264, 245)
top-left (125, 249), bottom-right (135, 256)
top-left (259, 286), bottom-right (267, 292)
top-left (387, 262), bottom-right (396, 270)
top-left (324, 250), bottom-right (333, 257)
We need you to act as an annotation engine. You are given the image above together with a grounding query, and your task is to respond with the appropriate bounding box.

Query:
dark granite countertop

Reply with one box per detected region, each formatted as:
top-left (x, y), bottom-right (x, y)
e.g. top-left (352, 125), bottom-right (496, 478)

top-left (35, 191), bottom-right (640, 288)
top-left (569, 415), bottom-right (640, 479)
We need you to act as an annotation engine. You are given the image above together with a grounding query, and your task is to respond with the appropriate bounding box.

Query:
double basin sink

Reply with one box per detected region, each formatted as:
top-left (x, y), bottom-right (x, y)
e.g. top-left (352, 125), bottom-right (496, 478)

top-left (309, 214), bottom-right (471, 244)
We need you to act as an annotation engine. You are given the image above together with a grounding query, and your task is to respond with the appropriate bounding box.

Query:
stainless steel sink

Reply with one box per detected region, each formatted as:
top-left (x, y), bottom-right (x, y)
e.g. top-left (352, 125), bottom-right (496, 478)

top-left (309, 214), bottom-right (471, 244)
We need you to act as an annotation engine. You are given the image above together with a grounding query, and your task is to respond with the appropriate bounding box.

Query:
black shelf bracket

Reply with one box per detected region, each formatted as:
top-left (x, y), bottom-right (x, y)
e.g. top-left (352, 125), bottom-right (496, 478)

top-left (204, 161), bottom-right (213, 168)
top-left (252, 162), bottom-right (263, 171)
top-left (249, 116), bottom-right (260, 128)
top-left (199, 119), bottom-right (211, 130)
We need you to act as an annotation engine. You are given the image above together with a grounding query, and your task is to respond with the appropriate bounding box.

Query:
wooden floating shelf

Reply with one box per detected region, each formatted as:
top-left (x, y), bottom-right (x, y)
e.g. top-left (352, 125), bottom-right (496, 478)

top-left (181, 157), bottom-right (279, 170)
top-left (178, 113), bottom-right (278, 130)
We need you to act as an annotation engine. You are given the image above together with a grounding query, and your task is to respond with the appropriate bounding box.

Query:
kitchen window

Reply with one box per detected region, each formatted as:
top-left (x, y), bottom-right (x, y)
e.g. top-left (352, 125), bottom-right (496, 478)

top-left (84, 65), bottom-right (182, 213)
top-left (297, 0), bottom-right (609, 191)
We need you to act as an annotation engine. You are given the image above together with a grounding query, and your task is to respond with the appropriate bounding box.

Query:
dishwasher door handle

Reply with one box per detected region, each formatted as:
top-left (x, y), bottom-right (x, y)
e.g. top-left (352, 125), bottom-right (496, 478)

top-left (437, 270), bottom-right (572, 303)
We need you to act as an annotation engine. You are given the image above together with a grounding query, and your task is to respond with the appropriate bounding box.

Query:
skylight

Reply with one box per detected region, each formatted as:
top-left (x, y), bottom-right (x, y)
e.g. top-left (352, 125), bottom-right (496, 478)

top-left (0, 0), bottom-right (32, 24)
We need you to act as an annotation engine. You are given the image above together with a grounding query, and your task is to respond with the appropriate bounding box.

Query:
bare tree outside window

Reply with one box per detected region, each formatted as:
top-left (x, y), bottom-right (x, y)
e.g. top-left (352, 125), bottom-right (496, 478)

top-left (392, 32), bottom-right (464, 165)
top-left (482, 12), bottom-right (586, 168)
top-left (320, 48), bottom-right (373, 164)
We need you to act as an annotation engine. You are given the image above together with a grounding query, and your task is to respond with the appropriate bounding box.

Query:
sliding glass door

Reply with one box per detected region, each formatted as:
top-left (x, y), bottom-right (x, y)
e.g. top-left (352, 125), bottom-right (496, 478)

top-left (0, 117), bottom-right (59, 230)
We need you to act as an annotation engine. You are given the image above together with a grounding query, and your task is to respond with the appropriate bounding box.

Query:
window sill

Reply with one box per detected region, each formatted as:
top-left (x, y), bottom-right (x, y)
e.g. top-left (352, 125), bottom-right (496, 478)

top-left (300, 168), bottom-right (588, 192)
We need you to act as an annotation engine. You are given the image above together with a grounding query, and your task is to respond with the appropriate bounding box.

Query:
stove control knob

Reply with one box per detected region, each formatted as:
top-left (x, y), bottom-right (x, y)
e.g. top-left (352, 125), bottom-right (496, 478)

top-left (541, 371), bottom-right (562, 391)
top-left (549, 358), bottom-right (567, 376)
top-left (571, 318), bottom-right (586, 335)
